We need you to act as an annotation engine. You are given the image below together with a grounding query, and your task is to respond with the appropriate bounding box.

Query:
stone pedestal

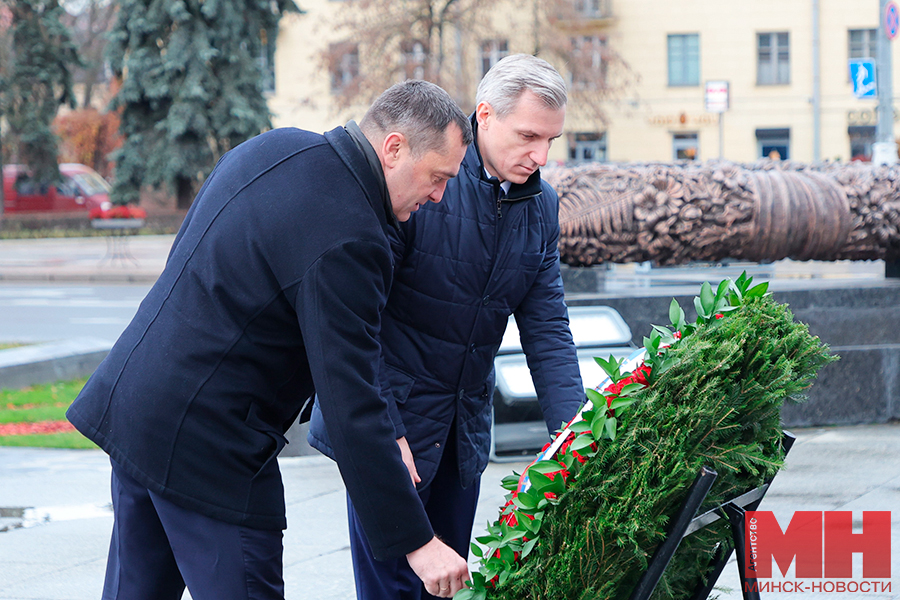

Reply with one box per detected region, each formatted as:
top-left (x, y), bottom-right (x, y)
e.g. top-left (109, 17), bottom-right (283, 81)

top-left (564, 272), bottom-right (900, 427)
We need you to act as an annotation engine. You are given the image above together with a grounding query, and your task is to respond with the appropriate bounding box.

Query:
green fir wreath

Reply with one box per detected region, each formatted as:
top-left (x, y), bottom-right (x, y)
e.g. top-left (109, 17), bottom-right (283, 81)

top-left (458, 273), bottom-right (837, 600)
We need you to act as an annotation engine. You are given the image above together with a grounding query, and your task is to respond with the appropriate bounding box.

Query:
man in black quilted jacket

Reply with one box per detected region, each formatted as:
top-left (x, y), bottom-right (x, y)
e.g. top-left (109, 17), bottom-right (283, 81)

top-left (309, 55), bottom-right (585, 600)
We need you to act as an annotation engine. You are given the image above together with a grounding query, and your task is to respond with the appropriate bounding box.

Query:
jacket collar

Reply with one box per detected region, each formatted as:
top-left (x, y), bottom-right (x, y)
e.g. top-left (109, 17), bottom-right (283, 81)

top-left (343, 120), bottom-right (399, 230)
top-left (466, 113), bottom-right (543, 202)
top-left (324, 124), bottom-right (399, 232)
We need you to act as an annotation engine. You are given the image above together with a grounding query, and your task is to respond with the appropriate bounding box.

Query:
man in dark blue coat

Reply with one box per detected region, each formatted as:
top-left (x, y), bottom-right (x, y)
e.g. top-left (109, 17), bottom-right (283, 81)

top-left (66, 81), bottom-right (474, 600)
top-left (309, 55), bottom-right (585, 599)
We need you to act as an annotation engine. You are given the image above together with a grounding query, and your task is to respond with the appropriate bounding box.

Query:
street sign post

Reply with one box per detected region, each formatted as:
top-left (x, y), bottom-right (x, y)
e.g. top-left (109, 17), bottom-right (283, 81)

top-left (705, 81), bottom-right (729, 159)
top-left (704, 80), bottom-right (729, 113)
top-left (876, 0), bottom-right (898, 164)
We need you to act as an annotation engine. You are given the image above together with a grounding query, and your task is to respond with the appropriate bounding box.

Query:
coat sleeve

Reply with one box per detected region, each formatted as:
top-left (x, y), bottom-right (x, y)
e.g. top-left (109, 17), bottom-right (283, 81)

top-left (514, 187), bottom-right (585, 435)
top-left (294, 239), bottom-right (432, 559)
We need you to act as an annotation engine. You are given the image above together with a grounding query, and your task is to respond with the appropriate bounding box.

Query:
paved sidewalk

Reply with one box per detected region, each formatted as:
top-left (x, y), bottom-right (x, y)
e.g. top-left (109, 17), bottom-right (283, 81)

top-left (1, 423), bottom-right (898, 599)
top-left (0, 235), bottom-right (174, 283)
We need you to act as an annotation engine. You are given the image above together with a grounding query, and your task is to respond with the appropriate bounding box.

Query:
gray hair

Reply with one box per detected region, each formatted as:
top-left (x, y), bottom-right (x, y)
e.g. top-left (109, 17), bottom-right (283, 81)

top-left (360, 80), bottom-right (473, 157)
top-left (475, 54), bottom-right (567, 118)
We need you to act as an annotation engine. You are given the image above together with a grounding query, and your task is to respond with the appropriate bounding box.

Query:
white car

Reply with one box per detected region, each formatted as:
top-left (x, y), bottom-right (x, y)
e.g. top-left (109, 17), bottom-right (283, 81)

top-left (490, 305), bottom-right (636, 461)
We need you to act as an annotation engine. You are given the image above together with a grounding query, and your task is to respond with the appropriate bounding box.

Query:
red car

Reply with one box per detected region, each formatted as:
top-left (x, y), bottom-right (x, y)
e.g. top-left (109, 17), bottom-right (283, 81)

top-left (2, 163), bottom-right (112, 213)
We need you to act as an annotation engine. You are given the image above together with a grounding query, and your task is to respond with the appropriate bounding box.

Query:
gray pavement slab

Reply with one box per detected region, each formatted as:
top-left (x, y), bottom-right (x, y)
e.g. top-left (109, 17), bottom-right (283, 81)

top-left (1, 424), bottom-right (898, 599)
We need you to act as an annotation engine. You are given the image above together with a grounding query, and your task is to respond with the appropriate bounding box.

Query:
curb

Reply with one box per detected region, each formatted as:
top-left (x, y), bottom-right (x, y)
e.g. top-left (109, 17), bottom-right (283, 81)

top-left (0, 338), bottom-right (112, 390)
top-left (0, 272), bottom-right (161, 283)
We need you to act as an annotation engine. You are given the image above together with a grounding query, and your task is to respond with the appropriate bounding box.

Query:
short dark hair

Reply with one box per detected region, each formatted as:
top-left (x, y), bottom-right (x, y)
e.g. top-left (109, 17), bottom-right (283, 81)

top-left (361, 80), bottom-right (473, 156)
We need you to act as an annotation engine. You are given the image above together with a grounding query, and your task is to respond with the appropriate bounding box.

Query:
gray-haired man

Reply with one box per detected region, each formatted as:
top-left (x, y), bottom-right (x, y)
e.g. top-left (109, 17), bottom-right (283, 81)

top-left (309, 54), bottom-right (585, 600)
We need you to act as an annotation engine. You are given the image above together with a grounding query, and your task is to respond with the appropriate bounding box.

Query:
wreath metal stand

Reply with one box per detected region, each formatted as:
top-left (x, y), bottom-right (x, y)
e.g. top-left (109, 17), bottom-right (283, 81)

top-left (629, 432), bottom-right (796, 600)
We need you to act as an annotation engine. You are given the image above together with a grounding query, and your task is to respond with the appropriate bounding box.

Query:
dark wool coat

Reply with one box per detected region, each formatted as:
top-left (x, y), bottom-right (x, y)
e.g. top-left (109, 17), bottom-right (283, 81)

top-left (309, 118), bottom-right (584, 489)
top-left (66, 126), bottom-right (433, 561)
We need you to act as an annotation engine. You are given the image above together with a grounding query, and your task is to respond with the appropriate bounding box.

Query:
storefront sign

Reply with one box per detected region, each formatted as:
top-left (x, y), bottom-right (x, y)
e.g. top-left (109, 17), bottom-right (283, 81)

top-left (648, 113), bottom-right (719, 127)
top-left (848, 108), bottom-right (900, 125)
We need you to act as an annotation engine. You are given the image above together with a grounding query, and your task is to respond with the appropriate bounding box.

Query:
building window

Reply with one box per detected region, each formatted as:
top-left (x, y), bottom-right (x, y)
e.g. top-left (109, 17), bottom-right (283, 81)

top-left (756, 128), bottom-right (790, 159)
top-left (673, 133), bottom-right (699, 161)
top-left (479, 39), bottom-right (508, 77)
top-left (329, 42), bottom-right (359, 93)
top-left (570, 35), bottom-right (607, 89)
top-left (401, 40), bottom-right (427, 80)
top-left (667, 34), bottom-right (700, 87)
top-left (849, 126), bottom-right (875, 161)
top-left (569, 132), bottom-right (607, 163)
top-left (849, 28), bottom-right (878, 60)
top-left (258, 28), bottom-right (275, 94)
top-left (574, 0), bottom-right (609, 18)
top-left (757, 32), bottom-right (790, 85)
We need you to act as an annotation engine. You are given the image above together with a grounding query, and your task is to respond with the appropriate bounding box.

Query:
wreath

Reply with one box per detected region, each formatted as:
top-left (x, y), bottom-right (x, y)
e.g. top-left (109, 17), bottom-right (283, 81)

top-left (457, 273), bottom-right (836, 600)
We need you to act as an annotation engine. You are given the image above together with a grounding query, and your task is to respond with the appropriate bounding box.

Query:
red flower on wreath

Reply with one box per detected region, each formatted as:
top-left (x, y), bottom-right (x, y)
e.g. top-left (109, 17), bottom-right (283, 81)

top-left (601, 363), bottom-right (652, 416)
top-left (558, 432), bottom-right (594, 465)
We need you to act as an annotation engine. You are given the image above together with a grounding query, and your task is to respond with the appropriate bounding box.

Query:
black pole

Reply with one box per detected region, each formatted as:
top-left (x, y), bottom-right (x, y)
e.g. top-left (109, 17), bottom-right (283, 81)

top-left (629, 466), bottom-right (718, 600)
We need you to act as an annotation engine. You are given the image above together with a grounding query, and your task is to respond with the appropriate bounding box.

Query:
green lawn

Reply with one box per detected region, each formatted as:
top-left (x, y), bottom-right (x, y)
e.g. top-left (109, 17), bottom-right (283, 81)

top-left (0, 431), bottom-right (97, 449)
top-left (0, 378), bottom-right (96, 449)
top-left (0, 343), bottom-right (28, 350)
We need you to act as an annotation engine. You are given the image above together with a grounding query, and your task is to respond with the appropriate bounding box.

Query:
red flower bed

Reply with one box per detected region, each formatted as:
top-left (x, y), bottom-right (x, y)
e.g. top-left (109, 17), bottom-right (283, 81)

top-left (0, 421), bottom-right (75, 436)
top-left (89, 205), bottom-right (146, 219)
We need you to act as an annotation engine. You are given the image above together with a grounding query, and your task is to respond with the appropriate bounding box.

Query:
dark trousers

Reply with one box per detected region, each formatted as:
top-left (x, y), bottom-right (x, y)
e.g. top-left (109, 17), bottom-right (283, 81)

top-left (347, 437), bottom-right (481, 600)
top-left (103, 459), bottom-right (285, 600)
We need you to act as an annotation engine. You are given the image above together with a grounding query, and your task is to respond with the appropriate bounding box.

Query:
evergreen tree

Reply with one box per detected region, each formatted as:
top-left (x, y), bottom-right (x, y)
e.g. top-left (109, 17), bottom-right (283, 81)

top-left (107, 0), bottom-right (300, 207)
top-left (0, 1), bottom-right (11, 214)
top-left (0, 0), bottom-right (79, 187)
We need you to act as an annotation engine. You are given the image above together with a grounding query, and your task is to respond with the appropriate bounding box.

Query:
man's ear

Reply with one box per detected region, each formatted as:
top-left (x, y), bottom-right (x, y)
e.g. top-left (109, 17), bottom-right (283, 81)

top-left (381, 132), bottom-right (406, 168)
top-left (475, 101), bottom-right (493, 130)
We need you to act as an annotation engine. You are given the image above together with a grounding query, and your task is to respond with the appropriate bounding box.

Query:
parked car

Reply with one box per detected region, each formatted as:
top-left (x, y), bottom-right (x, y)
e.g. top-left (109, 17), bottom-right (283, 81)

top-left (2, 163), bottom-right (111, 214)
top-left (490, 305), bottom-right (637, 461)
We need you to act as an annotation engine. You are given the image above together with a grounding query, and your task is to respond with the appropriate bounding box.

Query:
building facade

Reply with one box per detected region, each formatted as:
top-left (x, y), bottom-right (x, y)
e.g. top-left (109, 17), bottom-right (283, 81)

top-left (268, 0), bottom-right (900, 164)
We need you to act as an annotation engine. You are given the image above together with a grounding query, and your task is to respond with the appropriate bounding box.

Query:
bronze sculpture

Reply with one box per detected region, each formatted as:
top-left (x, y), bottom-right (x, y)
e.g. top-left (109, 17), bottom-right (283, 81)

top-left (546, 160), bottom-right (900, 266)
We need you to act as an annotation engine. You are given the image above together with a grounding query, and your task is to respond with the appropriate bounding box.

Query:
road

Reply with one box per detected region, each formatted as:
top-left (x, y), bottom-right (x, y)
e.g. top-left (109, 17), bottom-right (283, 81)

top-left (0, 283), bottom-right (150, 344)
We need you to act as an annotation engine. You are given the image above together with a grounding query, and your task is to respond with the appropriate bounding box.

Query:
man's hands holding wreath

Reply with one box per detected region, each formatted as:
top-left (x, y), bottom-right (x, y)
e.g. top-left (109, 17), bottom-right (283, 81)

top-left (397, 437), bottom-right (469, 597)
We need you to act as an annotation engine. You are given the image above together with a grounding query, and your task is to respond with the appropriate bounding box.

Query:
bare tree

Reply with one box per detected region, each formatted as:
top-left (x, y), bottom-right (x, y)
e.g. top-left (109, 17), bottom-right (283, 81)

top-left (322, 0), bottom-right (498, 112)
top-left (535, 0), bottom-right (640, 130)
top-left (322, 0), bottom-right (639, 134)
top-left (61, 0), bottom-right (117, 108)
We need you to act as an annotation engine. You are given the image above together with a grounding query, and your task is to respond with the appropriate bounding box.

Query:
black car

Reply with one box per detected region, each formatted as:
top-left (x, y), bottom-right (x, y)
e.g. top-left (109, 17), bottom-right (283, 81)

top-left (490, 305), bottom-right (636, 461)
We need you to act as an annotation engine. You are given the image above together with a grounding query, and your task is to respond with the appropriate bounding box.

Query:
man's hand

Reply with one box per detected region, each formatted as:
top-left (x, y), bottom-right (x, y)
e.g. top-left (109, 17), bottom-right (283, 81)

top-left (406, 536), bottom-right (469, 598)
top-left (396, 436), bottom-right (421, 486)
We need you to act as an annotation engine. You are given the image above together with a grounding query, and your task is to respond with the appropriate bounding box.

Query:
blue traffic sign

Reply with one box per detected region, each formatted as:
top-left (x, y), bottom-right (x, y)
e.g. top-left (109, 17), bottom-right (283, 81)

top-left (850, 59), bottom-right (878, 99)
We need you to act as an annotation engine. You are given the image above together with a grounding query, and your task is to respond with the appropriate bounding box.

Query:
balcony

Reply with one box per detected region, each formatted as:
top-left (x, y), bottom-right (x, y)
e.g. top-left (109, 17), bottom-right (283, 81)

top-left (553, 0), bottom-right (615, 31)
top-left (575, 0), bottom-right (612, 19)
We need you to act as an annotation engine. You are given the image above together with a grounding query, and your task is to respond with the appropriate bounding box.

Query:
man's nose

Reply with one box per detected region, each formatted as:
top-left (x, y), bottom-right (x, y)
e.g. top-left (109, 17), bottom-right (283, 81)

top-left (531, 143), bottom-right (550, 167)
top-left (430, 182), bottom-right (447, 203)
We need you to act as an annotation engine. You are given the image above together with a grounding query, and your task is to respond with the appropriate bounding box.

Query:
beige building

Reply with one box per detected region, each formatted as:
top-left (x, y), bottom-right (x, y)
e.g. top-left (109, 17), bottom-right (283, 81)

top-left (268, 0), bottom-right (900, 164)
